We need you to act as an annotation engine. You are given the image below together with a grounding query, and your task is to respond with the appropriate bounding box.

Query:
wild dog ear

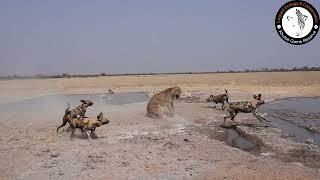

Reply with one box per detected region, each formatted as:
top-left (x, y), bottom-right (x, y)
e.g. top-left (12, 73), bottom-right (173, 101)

top-left (258, 94), bottom-right (262, 98)
top-left (97, 112), bottom-right (103, 119)
top-left (86, 100), bottom-right (93, 106)
top-left (80, 100), bottom-right (86, 104)
top-left (253, 95), bottom-right (257, 99)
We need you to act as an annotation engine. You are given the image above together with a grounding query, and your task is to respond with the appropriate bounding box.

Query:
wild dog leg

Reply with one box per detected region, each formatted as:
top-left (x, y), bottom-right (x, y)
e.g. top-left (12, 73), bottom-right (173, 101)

top-left (85, 130), bottom-right (93, 141)
top-left (223, 111), bottom-right (237, 124)
top-left (253, 112), bottom-right (270, 122)
top-left (223, 115), bottom-right (233, 124)
top-left (70, 127), bottom-right (76, 138)
top-left (57, 118), bottom-right (68, 133)
top-left (91, 130), bottom-right (100, 138)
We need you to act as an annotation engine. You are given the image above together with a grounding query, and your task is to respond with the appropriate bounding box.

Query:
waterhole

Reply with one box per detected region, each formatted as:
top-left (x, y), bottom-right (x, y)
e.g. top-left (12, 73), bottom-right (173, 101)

top-left (260, 97), bottom-right (320, 145)
top-left (186, 124), bottom-right (258, 152)
top-left (0, 92), bottom-right (149, 112)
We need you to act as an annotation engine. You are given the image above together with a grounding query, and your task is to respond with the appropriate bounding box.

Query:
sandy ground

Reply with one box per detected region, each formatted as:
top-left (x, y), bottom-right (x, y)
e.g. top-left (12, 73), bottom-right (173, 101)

top-left (0, 72), bottom-right (320, 179)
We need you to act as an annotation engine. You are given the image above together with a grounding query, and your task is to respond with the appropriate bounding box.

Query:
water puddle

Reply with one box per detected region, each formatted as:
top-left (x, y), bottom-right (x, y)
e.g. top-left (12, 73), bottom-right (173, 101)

top-left (260, 97), bottom-right (320, 145)
top-left (0, 92), bottom-right (149, 112)
top-left (225, 128), bottom-right (257, 151)
top-left (185, 124), bottom-right (258, 152)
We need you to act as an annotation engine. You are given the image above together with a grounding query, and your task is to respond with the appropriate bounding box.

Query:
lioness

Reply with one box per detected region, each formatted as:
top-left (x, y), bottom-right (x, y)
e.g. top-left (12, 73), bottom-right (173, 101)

top-left (147, 86), bottom-right (182, 118)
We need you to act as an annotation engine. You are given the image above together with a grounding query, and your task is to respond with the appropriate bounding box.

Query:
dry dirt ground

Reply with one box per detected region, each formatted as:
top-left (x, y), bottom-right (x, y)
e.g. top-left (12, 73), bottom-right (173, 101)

top-left (0, 72), bottom-right (320, 179)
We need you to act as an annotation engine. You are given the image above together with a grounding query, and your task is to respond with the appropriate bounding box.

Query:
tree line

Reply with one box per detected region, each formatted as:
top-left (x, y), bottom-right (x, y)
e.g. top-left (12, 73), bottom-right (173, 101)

top-left (1, 66), bottom-right (319, 80)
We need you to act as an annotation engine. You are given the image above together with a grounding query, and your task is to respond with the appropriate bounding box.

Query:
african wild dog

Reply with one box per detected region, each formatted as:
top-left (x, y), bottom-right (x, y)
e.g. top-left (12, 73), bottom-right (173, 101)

top-left (56, 99), bottom-right (94, 133)
top-left (223, 94), bottom-right (266, 124)
top-left (69, 112), bottom-right (110, 141)
top-left (206, 89), bottom-right (229, 109)
top-left (108, 89), bottom-right (114, 95)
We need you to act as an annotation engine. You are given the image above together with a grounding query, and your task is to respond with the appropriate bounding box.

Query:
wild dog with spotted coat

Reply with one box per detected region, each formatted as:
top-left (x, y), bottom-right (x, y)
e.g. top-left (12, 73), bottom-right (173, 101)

top-left (206, 89), bottom-right (229, 109)
top-left (69, 112), bottom-right (110, 141)
top-left (223, 94), bottom-right (266, 124)
top-left (56, 99), bottom-right (93, 133)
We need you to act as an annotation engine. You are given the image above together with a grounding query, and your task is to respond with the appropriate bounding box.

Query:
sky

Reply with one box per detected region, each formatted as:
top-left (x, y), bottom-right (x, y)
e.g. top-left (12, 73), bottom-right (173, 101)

top-left (0, 0), bottom-right (319, 76)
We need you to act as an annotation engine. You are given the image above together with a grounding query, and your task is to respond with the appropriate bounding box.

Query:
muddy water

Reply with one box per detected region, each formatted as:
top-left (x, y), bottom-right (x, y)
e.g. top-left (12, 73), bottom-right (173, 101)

top-left (0, 92), bottom-right (149, 113)
top-left (260, 97), bottom-right (320, 145)
top-left (186, 124), bottom-right (258, 152)
top-left (225, 129), bottom-right (257, 151)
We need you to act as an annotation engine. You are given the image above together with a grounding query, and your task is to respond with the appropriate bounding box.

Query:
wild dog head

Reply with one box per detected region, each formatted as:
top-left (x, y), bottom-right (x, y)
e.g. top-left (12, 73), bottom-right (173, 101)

top-left (96, 112), bottom-right (110, 125)
top-left (80, 99), bottom-right (94, 107)
top-left (250, 94), bottom-right (264, 109)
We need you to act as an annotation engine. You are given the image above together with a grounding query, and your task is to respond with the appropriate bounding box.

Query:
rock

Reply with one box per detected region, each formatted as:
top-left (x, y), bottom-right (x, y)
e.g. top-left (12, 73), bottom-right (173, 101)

top-left (58, 170), bottom-right (64, 176)
top-left (261, 152), bottom-right (274, 157)
top-left (42, 148), bottom-right (50, 153)
top-left (163, 142), bottom-right (180, 149)
top-left (50, 152), bottom-right (60, 158)
top-left (307, 126), bottom-right (317, 133)
top-left (181, 91), bottom-right (192, 99)
top-left (306, 138), bottom-right (314, 144)
top-left (184, 138), bottom-right (190, 143)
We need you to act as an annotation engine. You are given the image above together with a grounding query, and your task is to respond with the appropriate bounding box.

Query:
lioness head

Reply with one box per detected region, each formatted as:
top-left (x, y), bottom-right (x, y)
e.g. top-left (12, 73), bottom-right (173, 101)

top-left (80, 99), bottom-right (94, 107)
top-left (97, 112), bottom-right (110, 125)
top-left (171, 86), bottom-right (182, 99)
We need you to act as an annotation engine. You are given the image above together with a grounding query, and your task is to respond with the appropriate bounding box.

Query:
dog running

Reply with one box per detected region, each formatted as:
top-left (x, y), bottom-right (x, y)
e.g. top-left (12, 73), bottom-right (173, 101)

top-left (223, 94), bottom-right (268, 124)
top-left (68, 112), bottom-right (110, 141)
top-left (206, 89), bottom-right (229, 109)
top-left (56, 99), bottom-right (93, 133)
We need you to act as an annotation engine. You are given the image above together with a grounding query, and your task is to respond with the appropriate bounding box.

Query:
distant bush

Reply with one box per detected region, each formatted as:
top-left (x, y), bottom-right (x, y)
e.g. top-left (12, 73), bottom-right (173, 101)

top-left (62, 73), bottom-right (71, 78)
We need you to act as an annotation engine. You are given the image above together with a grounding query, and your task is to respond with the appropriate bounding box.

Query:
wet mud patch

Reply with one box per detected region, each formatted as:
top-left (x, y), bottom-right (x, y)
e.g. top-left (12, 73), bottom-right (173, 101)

top-left (185, 123), bottom-right (262, 153)
top-left (279, 146), bottom-right (320, 168)
top-left (235, 124), bottom-right (320, 168)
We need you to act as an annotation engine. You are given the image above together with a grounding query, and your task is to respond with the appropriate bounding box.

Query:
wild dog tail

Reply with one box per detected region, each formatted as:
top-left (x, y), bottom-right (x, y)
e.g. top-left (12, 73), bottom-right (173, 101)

top-left (224, 89), bottom-right (229, 103)
top-left (64, 102), bottom-right (71, 116)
